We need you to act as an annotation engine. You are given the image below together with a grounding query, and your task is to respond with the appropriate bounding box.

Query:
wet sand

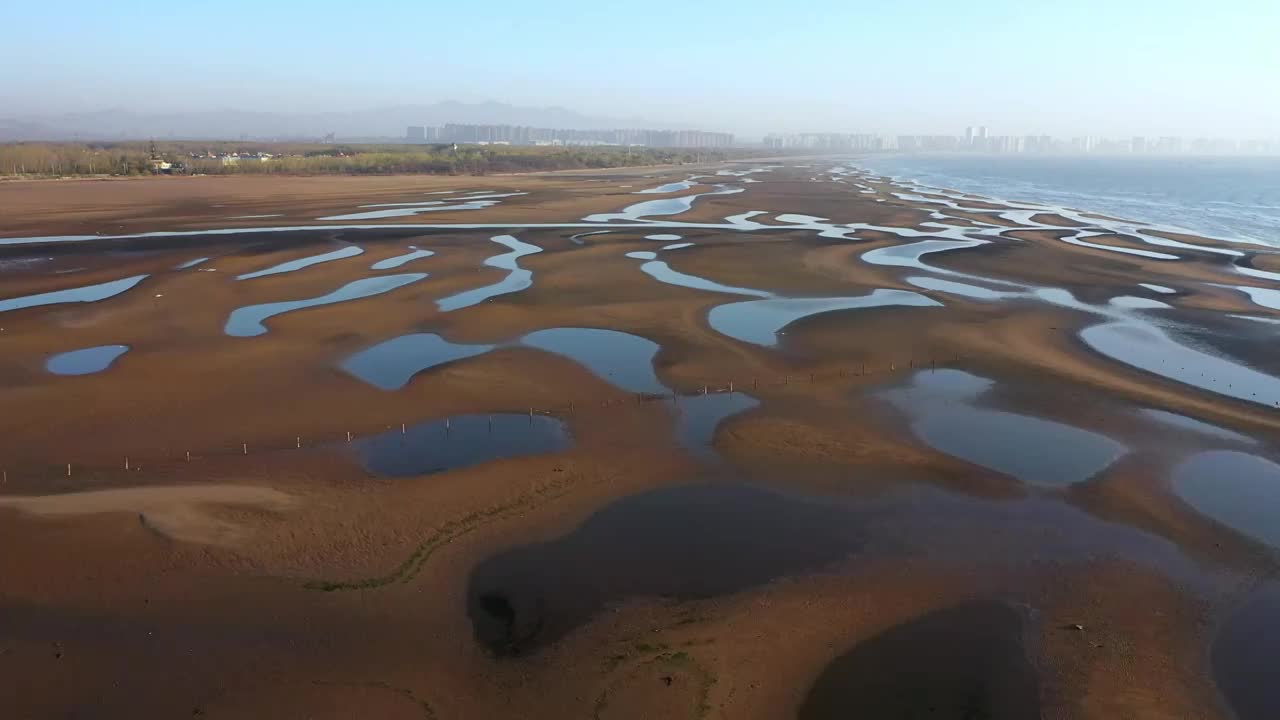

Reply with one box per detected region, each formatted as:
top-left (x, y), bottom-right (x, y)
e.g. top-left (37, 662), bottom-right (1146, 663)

top-left (1, 161), bottom-right (1277, 719)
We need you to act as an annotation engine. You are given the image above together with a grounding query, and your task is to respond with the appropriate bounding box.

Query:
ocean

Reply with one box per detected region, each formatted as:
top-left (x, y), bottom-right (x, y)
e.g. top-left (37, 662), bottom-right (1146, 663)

top-left (854, 155), bottom-right (1280, 247)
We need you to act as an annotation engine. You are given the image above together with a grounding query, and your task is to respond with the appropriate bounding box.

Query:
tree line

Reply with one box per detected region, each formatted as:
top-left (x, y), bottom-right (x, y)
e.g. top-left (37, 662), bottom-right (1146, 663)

top-left (0, 141), bottom-right (753, 178)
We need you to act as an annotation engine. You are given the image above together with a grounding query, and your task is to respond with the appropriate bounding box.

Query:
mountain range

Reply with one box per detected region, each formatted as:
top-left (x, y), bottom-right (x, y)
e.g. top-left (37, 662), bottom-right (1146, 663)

top-left (0, 101), bottom-right (679, 141)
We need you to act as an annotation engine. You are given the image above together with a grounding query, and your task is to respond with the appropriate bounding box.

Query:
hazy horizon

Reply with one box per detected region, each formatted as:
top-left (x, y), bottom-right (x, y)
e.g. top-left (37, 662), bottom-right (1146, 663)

top-left (4, 0), bottom-right (1278, 139)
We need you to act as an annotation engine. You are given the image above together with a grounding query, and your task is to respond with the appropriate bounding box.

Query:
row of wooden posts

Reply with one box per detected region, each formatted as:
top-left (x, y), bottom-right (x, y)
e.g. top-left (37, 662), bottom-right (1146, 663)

top-left (3, 356), bottom-right (960, 483)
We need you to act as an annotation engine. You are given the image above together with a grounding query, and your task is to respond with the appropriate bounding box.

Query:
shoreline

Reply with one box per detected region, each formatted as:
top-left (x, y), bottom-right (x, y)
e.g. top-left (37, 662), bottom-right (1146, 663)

top-left (852, 153), bottom-right (1280, 249)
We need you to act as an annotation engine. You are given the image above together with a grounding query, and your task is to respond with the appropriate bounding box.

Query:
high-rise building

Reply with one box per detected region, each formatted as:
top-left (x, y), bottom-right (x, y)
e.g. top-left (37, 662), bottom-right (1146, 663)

top-left (965, 126), bottom-right (975, 145)
top-left (406, 126), bottom-right (425, 142)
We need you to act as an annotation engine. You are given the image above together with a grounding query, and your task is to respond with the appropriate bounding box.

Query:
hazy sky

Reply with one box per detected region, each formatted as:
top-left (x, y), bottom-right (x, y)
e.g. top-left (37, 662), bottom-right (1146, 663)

top-left (4, 0), bottom-right (1278, 137)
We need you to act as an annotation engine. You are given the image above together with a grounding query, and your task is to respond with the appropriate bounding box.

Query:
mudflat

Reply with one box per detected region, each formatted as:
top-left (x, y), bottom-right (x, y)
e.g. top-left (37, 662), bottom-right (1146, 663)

top-left (2, 161), bottom-right (1278, 719)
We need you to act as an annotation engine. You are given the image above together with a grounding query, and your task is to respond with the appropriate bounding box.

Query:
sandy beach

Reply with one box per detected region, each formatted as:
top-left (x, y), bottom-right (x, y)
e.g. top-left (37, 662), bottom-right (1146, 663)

top-left (2, 160), bottom-right (1278, 719)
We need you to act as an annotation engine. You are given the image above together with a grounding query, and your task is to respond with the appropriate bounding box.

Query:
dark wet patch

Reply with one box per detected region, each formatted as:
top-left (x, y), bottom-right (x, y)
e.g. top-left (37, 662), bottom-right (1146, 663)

top-left (467, 482), bottom-right (865, 655)
top-left (352, 414), bottom-right (571, 477)
top-left (799, 600), bottom-right (1041, 720)
top-left (1213, 584), bottom-right (1280, 720)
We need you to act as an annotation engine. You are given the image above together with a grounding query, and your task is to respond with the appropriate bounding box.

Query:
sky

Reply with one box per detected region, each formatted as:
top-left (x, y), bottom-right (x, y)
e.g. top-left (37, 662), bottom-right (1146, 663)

top-left (3, 0), bottom-right (1278, 138)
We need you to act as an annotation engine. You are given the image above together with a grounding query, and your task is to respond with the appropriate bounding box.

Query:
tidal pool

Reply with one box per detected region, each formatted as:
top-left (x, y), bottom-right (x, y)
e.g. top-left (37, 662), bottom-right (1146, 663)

top-left (905, 275), bottom-right (1009, 300)
top-left (634, 180), bottom-right (697, 194)
top-left (645, 234), bottom-right (683, 241)
top-left (174, 257), bottom-right (211, 270)
top-left (709, 291), bottom-right (941, 347)
top-left (675, 391), bottom-right (759, 461)
top-left (236, 246), bottom-right (364, 280)
top-left (883, 370), bottom-right (1126, 487)
top-left (341, 333), bottom-right (496, 391)
top-left (1223, 283), bottom-right (1280, 311)
top-left (662, 242), bottom-right (694, 251)
top-left (1108, 295), bottom-right (1173, 310)
top-left (638, 260), bottom-right (773, 298)
top-left (799, 601), bottom-right (1040, 720)
top-left (318, 200), bottom-right (503, 221)
top-left (353, 414), bottom-right (571, 478)
top-left (467, 482), bottom-right (866, 654)
top-left (45, 345), bottom-right (130, 376)
top-left (0, 274), bottom-right (148, 314)
top-left (225, 273), bottom-right (426, 337)
top-left (371, 248), bottom-right (434, 270)
top-left (1080, 321), bottom-right (1280, 408)
top-left (568, 230), bottom-right (611, 245)
top-left (861, 238), bottom-right (989, 274)
top-left (435, 235), bottom-right (541, 312)
top-left (1139, 283), bottom-right (1177, 294)
top-left (521, 327), bottom-right (664, 395)
top-left (1172, 451), bottom-right (1280, 550)
top-left (583, 186), bottom-right (743, 222)
top-left (1060, 231), bottom-right (1179, 260)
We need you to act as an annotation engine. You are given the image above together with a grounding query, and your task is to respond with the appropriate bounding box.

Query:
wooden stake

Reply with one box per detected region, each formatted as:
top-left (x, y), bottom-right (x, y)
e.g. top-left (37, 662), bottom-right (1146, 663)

top-left (296, 436), bottom-right (301, 448)
top-left (346, 431), bottom-right (352, 443)
top-left (67, 463), bottom-right (71, 477)
top-left (242, 443), bottom-right (248, 455)
top-left (401, 423), bottom-right (406, 434)
top-left (124, 457), bottom-right (130, 471)
top-left (186, 450), bottom-right (191, 462)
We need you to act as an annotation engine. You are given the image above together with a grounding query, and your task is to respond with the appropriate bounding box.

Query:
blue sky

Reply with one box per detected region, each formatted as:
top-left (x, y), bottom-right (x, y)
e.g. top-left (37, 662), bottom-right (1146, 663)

top-left (3, 0), bottom-right (1277, 137)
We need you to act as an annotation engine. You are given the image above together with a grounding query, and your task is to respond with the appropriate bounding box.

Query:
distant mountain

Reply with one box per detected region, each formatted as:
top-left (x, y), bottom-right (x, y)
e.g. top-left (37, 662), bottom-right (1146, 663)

top-left (0, 102), bottom-right (676, 141)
